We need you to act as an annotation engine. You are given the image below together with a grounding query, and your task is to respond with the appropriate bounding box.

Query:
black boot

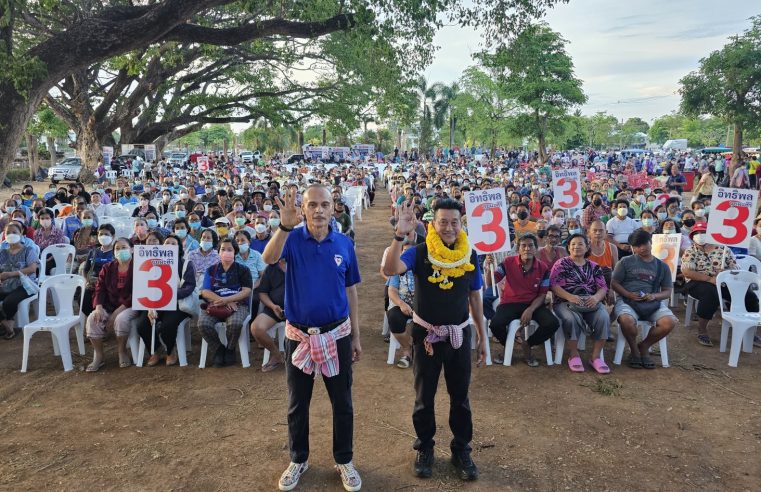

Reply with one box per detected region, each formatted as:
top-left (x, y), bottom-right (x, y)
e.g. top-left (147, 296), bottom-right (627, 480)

top-left (212, 347), bottom-right (225, 368)
top-left (224, 348), bottom-right (236, 366)
top-left (451, 451), bottom-right (478, 481)
top-left (414, 447), bottom-right (434, 478)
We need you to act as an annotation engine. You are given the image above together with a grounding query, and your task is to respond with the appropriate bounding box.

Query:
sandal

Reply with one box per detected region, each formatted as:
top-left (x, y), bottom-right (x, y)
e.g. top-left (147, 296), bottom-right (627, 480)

top-left (165, 353), bottom-right (179, 366)
top-left (383, 334), bottom-right (390, 343)
top-left (640, 356), bottom-right (656, 369)
top-left (262, 360), bottom-right (283, 373)
top-left (396, 354), bottom-right (411, 369)
top-left (589, 358), bottom-right (610, 374)
top-left (3, 328), bottom-right (19, 340)
top-left (119, 360), bottom-right (132, 368)
top-left (524, 356), bottom-right (539, 368)
top-left (627, 356), bottom-right (643, 369)
top-left (697, 334), bottom-right (713, 347)
top-left (567, 356), bottom-right (584, 372)
top-left (86, 361), bottom-right (105, 372)
top-left (146, 354), bottom-right (162, 367)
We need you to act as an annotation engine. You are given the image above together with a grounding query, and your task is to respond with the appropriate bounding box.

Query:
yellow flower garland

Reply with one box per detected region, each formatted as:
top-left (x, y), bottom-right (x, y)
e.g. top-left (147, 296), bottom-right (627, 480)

top-left (426, 223), bottom-right (474, 290)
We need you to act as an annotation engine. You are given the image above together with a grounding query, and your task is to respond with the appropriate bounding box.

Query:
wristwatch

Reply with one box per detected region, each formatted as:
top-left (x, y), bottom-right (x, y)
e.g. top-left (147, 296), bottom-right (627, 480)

top-left (279, 223), bottom-right (293, 232)
top-left (394, 234), bottom-right (406, 242)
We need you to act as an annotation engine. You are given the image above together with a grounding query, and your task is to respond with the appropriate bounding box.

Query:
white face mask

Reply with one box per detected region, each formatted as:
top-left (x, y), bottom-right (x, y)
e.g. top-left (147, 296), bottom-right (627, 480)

top-left (254, 224), bottom-right (268, 234)
top-left (695, 209), bottom-right (705, 217)
top-left (98, 235), bottom-right (113, 246)
top-left (692, 234), bottom-right (706, 245)
top-left (5, 234), bottom-right (21, 244)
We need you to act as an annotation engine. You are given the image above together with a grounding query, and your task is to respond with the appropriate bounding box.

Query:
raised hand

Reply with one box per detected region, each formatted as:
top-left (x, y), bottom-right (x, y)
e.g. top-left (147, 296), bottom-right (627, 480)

top-left (274, 188), bottom-right (301, 228)
top-left (395, 200), bottom-right (416, 236)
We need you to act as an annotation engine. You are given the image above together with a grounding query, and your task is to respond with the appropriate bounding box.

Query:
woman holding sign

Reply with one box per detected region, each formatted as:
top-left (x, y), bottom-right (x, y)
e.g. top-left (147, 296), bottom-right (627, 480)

top-left (136, 235), bottom-right (197, 366)
top-left (681, 225), bottom-right (757, 347)
top-left (85, 238), bottom-right (140, 371)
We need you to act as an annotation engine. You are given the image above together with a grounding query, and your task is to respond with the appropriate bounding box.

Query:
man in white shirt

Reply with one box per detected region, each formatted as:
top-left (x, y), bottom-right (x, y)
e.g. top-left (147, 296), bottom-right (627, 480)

top-left (606, 199), bottom-right (638, 258)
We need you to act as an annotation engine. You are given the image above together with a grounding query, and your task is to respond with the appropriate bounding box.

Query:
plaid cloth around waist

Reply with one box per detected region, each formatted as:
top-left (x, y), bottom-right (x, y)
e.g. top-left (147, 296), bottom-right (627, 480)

top-left (285, 318), bottom-right (352, 378)
top-left (412, 313), bottom-right (469, 356)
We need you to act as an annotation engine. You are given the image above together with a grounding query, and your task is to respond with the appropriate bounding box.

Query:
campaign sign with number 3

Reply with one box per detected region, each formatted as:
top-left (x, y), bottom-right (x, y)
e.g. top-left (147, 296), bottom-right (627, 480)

top-left (464, 188), bottom-right (511, 254)
top-left (552, 169), bottom-right (582, 210)
top-left (706, 187), bottom-right (759, 249)
top-left (132, 245), bottom-right (179, 311)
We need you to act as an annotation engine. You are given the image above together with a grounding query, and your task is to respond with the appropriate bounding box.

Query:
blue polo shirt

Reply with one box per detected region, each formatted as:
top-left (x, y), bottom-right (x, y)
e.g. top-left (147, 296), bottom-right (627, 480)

top-left (281, 226), bottom-right (360, 326)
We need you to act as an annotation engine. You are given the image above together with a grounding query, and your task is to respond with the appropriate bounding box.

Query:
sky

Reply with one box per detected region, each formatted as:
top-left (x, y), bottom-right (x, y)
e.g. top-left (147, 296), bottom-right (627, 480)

top-left (424, 0), bottom-right (759, 124)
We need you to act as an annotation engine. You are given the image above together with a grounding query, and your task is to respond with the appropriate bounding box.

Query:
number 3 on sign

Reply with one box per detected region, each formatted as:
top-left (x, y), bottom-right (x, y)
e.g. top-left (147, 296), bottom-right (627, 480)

top-left (472, 204), bottom-right (506, 252)
top-left (556, 178), bottom-right (580, 208)
top-left (710, 200), bottom-right (748, 245)
top-left (137, 260), bottom-right (173, 309)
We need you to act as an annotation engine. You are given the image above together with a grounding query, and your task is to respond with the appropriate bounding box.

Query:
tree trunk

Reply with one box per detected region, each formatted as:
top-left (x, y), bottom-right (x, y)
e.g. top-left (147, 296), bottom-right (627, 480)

top-left (76, 122), bottom-right (102, 183)
top-left (223, 138), bottom-right (228, 160)
top-left (0, 83), bottom-right (45, 181)
top-left (449, 115), bottom-right (455, 149)
top-left (46, 135), bottom-right (56, 165)
top-left (731, 121), bottom-right (743, 176)
top-left (298, 130), bottom-right (304, 149)
top-left (397, 128), bottom-right (402, 149)
top-left (26, 133), bottom-right (39, 180)
top-left (322, 127), bottom-right (327, 145)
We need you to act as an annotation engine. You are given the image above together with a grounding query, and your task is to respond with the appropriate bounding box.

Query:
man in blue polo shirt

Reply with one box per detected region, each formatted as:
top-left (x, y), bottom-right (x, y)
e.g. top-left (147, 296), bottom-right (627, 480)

top-left (263, 185), bottom-right (362, 492)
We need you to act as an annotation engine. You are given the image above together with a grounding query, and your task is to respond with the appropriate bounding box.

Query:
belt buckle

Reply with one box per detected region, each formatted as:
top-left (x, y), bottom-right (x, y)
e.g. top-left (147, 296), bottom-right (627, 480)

top-left (307, 328), bottom-right (320, 335)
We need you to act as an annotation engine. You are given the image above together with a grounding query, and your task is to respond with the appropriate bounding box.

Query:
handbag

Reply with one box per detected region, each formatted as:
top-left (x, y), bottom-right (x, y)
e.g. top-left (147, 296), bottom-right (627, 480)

top-left (200, 263), bottom-right (234, 320)
top-left (177, 260), bottom-right (200, 317)
top-left (19, 273), bottom-right (39, 296)
top-left (624, 260), bottom-right (663, 319)
top-left (566, 263), bottom-right (599, 314)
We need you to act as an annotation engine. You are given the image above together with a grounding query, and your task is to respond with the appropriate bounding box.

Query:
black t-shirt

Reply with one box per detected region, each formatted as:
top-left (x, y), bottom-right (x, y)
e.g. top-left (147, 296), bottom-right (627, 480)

top-left (256, 264), bottom-right (285, 307)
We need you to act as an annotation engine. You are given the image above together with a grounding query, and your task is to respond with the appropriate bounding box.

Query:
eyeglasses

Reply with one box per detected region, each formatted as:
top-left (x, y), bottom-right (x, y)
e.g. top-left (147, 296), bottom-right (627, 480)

top-left (548, 234), bottom-right (561, 239)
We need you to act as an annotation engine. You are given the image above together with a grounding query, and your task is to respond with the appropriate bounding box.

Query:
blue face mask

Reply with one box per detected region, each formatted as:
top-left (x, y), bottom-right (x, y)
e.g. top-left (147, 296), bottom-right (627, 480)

top-left (5, 207), bottom-right (15, 214)
top-left (82, 219), bottom-right (94, 227)
top-left (175, 229), bottom-right (187, 239)
top-left (176, 210), bottom-right (186, 218)
top-left (238, 243), bottom-right (249, 254)
top-left (147, 219), bottom-right (158, 228)
top-left (189, 221), bottom-right (201, 229)
top-left (115, 249), bottom-right (131, 263)
top-left (569, 228), bottom-right (582, 235)
top-left (200, 240), bottom-right (213, 251)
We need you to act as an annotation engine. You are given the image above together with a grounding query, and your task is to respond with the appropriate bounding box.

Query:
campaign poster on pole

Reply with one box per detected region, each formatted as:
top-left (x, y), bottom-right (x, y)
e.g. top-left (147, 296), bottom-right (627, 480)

top-left (706, 187), bottom-right (758, 250)
top-left (144, 144), bottom-right (157, 162)
top-left (132, 245), bottom-right (179, 311)
top-left (196, 155), bottom-right (210, 173)
top-left (464, 188), bottom-right (511, 254)
top-left (552, 169), bottom-right (582, 211)
top-left (102, 146), bottom-right (114, 167)
top-left (652, 233), bottom-right (682, 281)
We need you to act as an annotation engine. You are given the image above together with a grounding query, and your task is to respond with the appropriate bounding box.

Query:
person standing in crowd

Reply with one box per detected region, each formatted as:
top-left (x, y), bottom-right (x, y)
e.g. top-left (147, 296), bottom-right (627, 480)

top-left (484, 233), bottom-right (559, 367)
top-left (263, 185), bottom-right (362, 492)
top-left (611, 230), bottom-right (676, 369)
top-left (581, 192), bottom-right (608, 229)
top-left (384, 198), bottom-right (486, 483)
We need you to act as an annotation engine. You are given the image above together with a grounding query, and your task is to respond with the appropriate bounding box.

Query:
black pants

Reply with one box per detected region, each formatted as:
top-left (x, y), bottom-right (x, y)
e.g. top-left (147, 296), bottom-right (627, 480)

top-left (412, 325), bottom-right (472, 453)
top-left (490, 302), bottom-right (559, 346)
top-left (136, 310), bottom-right (190, 354)
top-left (286, 335), bottom-right (354, 464)
top-left (685, 281), bottom-right (759, 320)
top-left (82, 287), bottom-right (95, 317)
top-left (0, 286), bottom-right (32, 320)
top-left (387, 306), bottom-right (411, 334)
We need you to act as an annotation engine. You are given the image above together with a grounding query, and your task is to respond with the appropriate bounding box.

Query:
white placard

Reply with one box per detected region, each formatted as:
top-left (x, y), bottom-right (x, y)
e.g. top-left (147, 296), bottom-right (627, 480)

top-left (196, 156), bottom-right (209, 173)
top-left (552, 169), bottom-right (582, 211)
top-left (102, 146), bottom-right (113, 167)
top-left (652, 233), bottom-right (682, 282)
top-left (706, 187), bottom-right (758, 249)
top-left (464, 188), bottom-right (511, 254)
top-left (132, 245), bottom-right (179, 311)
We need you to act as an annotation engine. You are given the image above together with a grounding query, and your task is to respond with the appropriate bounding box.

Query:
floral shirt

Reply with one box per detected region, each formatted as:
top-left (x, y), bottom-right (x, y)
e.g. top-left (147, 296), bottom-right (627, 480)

top-left (680, 244), bottom-right (736, 279)
top-left (549, 256), bottom-right (607, 304)
top-left (34, 226), bottom-right (68, 250)
top-left (187, 249), bottom-right (220, 287)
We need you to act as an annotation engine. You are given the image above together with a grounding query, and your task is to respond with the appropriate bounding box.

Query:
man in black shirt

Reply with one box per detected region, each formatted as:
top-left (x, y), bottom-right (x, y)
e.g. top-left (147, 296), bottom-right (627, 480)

top-left (251, 259), bottom-right (286, 372)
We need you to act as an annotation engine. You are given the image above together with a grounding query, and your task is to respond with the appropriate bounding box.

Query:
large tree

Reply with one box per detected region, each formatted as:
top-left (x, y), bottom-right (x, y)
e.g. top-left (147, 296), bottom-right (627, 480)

top-left (481, 23), bottom-right (586, 163)
top-left (0, 0), bottom-right (566, 178)
top-left (680, 15), bottom-right (761, 173)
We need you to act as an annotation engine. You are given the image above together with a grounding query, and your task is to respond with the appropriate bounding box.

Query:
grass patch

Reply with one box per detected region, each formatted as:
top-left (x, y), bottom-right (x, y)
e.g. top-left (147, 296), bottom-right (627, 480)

top-left (582, 378), bottom-right (623, 396)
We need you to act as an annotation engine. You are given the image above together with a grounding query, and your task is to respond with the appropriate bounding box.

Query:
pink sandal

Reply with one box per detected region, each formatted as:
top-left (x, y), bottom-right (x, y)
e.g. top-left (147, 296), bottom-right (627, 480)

top-left (567, 356), bottom-right (584, 373)
top-left (590, 358), bottom-right (610, 374)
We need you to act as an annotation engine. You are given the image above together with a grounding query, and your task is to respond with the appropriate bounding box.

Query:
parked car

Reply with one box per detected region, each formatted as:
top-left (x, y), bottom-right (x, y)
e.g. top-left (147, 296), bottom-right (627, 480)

top-left (49, 157), bottom-right (82, 183)
top-left (286, 154), bottom-right (305, 164)
top-left (240, 151), bottom-right (254, 163)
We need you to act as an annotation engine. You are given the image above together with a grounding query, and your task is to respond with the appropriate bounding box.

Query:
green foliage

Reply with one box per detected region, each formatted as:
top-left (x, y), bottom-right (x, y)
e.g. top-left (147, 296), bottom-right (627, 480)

top-left (0, 42), bottom-right (47, 99)
top-left (27, 106), bottom-right (69, 137)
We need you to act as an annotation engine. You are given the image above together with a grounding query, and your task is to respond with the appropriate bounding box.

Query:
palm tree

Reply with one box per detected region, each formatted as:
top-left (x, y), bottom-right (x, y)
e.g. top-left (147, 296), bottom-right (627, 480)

top-left (416, 76), bottom-right (437, 152)
top-left (432, 82), bottom-right (460, 149)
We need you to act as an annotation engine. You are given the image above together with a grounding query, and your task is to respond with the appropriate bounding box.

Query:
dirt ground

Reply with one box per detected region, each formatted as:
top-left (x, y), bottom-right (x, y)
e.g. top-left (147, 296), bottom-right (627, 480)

top-left (0, 181), bottom-right (760, 491)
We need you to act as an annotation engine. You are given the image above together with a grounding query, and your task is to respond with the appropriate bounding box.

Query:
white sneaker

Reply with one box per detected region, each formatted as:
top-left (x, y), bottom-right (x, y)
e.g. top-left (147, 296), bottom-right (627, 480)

top-left (335, 461), bottom-right (362, 491)
top-left (278, 461), bottom-right (309, 491)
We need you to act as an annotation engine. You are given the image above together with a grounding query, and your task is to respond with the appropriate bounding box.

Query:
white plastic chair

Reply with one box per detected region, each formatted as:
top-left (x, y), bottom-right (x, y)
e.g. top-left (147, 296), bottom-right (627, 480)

top-left (502, 319), bottom-right (553, 366)
top-left (553, 329), bottom-right (604, 365)
top-left (130, 317), bottom-right (190, 367)
top-left (716, 270), bottom-right (760, 367)
top-left (105, 170), bottom-right (117, 184)
top-left (386, 317), bottom-right (492, 366)
top-left (613, 320), bottom-right (670, 368)
top-left (103, 203), bottom-right (129, 218)
top-left (198, 294), bottom-right (254, 368)
top-left (160, 212), bottom-right (178, 228)
top-left (262, 322), bottom-right (286, 367)
top-left (38, 244), bottom-right (76, 285)
top-left (123, 203), bottom-right (139, 215)
top-left (685, 295), bottom-right (699, 326)
top-left (20, 275), bottom-right (86, 372)
top-left (735, 255), bottom-right (761, 273)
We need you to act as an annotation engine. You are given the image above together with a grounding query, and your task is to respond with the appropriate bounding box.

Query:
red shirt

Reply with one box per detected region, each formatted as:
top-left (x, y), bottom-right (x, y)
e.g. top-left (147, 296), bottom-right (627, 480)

top-left (493, 255), bottom-right (551, 305)
top-left (528, 201), bottom-right (542, 218)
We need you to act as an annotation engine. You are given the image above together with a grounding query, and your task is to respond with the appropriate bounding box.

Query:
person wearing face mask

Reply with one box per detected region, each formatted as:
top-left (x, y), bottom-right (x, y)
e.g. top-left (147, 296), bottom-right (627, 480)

top-left (0, 222), bottom-right (40, 339)
top-left (681, 224), bottom-right (757, 347)
top-left (690, 201), bottom-right (708, 225)
top-left (214, 216), bottom-right (232, 239)
top-left (638, 210), bottom-right (657, 234)
top-left (268, 210), bottom-right (282, 233)
top-left (512, 204), bottom-right (538, 239)
top-left (250, 216), bottom-right (272, 254)
top-left (33, 208), bottom-right (68, 251)
top-left (188, 228), bottom-right (220, 288)
top-left (606, 200), bottom-right (638, 258)
top-left (156, 190), bottom-right (174, 215)
top-left (582, 192), bottom-right (609, 229)
top-left (199, 238), bottom-right (253, 368)
top-left (131, 218), bottom-right (151, 245)
top-left (131, 192), bottom-right (157, 218)
top-left (10, 211), bottom-right (34, 239)
top-left (71, 209), bottom-right (98, 266)
top-left (225, 199), bottom-right (247, 223)
top-left (79, 224), bottom-right (116, 316)
top-left (85, 237), bottom-right (140, 371)
top-left (145, 212), bottom-right (170, 238)
top-left (20, 185), bottom-right (36, 207)
top-left (172, 218), bottom-right (200, 252)
top-left (89, 191), bottom-right (107, 218)
top-left (233, 230), bottom-right (267, 288)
